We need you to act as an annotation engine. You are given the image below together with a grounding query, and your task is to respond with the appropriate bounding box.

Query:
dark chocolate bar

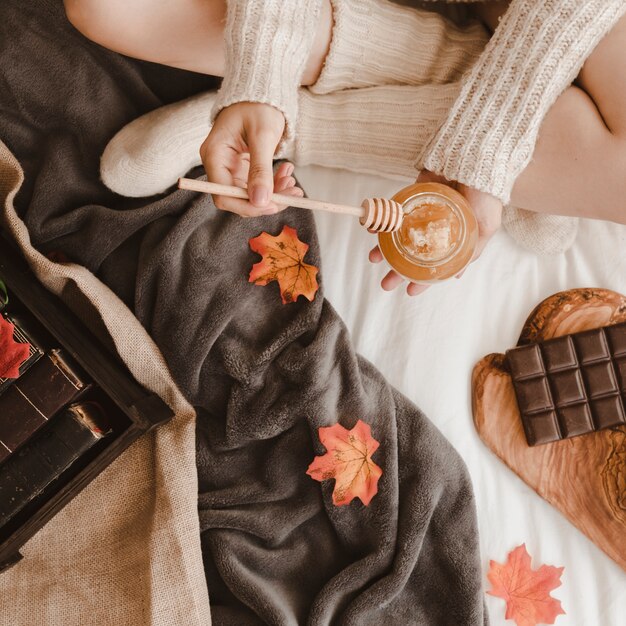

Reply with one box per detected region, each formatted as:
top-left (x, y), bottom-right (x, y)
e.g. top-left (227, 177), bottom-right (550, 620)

top-left (0, 402), bottom-right (112, 527)
top-left (0, 349), bottom-right (90, 463)
top-left (506, 321), bottom-right (626, 446)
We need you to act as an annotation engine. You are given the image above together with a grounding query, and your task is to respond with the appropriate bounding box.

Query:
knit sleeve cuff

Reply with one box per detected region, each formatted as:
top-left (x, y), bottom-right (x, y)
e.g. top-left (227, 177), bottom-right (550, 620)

top-left (211, 0), bottom-right (322, 144)
top-left (418, 0), bottom-right (626, 205)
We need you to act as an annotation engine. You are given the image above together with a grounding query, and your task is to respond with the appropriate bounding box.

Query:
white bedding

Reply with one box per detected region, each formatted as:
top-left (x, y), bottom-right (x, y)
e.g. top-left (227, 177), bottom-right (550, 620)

top-left (297, 164), bottom-right (626, 626)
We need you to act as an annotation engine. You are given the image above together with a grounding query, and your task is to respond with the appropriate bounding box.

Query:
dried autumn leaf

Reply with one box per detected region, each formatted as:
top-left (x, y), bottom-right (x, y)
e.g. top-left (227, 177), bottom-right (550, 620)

top-left (307, 419), bottom-right (382, 506)
top-left (0, 315), bottom-right (30, 379)
top-left (248, 225), bottom-right (319, 304)
top-left (487, 544), bottom-right (565, 626)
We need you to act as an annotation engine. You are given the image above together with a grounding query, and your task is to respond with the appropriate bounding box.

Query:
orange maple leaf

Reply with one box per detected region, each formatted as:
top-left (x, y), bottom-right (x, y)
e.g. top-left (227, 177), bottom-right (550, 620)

top-left (0, 315), bottom-right (31, 379)
top-left (248, 225), bottom-right (319, 304)
top-left (487, 544), bottom-right (565, 626)
top-left (306, 419), bottom-right (383, 506)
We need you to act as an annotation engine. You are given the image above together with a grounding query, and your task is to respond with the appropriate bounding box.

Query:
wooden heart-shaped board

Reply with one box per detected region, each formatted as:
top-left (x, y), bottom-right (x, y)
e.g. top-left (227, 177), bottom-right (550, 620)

top-left (472, 288), bottom-right (626, 571)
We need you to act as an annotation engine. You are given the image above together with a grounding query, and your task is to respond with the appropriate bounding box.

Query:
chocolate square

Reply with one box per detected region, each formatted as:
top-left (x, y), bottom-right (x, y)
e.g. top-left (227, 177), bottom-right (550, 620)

top-left (558, 404), bottom-right (593, 438)
top-left (550, 370), bottom-right (586, 406)
top-left (616, 358), bottom-right (626, 393)
top-left (590, 396), bottom-right (626, 429)
top-left (574, 329), bottom-right (610, 364)
top-left (542, 336), bottom-right (577, 372)
top-left (606, 323), bottom-right (626, 357)
top-left (514, 378), bottom-right (553, 414)
top-left (506, 344), bottom-right (544, 380)
top-left (524, 411), bottom-right (562, 446)
top-left (583, 362), bottom-right (618, 398)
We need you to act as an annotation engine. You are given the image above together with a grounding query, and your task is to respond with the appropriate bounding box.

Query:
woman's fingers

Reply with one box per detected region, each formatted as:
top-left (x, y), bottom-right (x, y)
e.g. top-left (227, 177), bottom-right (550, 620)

top-left (370, 245), bottom-right (426, 293)
top-left (276, 176), bottom-right (297, 190)
top-left (202, 141), bottom-right (301, 216)
top-left (407, 282), bottom-right (430, 296)
top-left (369, 245), bottom-right (384, 263)
top-left (202, 141), bottom-right (256, 216)
top-left (381, 270), bottom-right (404, 291)
top-left (276, 161), bottom-right (294, 179)
top-left (265, 161), bottom-right (301, 211)
top-left (269, 163), bottom-right (302, 212)
top-left (380, 266), bottom-right (428, 295)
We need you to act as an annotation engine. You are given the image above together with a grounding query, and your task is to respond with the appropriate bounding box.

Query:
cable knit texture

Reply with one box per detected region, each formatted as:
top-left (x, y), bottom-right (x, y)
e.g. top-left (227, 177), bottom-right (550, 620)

top-left (419, 0), bottom-right (626, 204)
top-left (310, 0), bottom-right (487, 93)
top-left (211, 0), bottom-right (322, 142)
top-left (282, 83), bottom-right (461, 180)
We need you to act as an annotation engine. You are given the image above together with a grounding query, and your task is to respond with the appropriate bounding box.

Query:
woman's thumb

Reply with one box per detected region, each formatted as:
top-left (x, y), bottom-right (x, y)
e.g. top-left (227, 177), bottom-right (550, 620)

top-left (248, 132), bottom-right (276, 207)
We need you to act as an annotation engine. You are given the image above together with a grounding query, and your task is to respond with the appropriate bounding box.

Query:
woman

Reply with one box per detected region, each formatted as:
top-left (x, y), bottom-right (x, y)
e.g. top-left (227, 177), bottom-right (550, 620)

top-left (63, 0), bottom-right (626, 294)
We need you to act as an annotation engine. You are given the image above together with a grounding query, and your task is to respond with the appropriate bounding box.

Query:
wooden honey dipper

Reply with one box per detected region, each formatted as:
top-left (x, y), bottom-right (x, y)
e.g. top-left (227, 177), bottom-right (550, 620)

top-left (177, 178), bottom-right (403, 233)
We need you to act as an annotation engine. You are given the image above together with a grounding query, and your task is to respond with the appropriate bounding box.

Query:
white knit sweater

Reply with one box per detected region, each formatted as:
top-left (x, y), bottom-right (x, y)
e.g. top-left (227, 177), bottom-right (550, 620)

top-left (419, 0), bottom-right (626, 203)
top-left (213, 0), bottom-right (626, 204)
top-left (210, 0), bottom-right (322, 142)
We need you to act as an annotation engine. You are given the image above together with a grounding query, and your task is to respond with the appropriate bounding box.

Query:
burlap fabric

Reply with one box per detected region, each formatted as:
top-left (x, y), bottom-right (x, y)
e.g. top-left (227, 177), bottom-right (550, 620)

top-left (0, 140), bottom-right (212, 625)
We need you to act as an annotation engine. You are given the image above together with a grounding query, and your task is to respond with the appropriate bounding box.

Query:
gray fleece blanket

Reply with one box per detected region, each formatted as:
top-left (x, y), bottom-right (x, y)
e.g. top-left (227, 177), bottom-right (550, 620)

top-left (1, 2), bottom-right (486, 624)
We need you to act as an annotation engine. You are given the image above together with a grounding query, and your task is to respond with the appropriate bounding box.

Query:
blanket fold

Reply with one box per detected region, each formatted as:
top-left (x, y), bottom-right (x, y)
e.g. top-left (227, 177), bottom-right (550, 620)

top-left (0, 2), bottom-right (486, 624)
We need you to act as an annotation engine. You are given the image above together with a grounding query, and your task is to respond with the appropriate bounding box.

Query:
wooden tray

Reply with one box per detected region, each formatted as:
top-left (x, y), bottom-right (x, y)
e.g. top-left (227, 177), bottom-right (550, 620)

top-left (472, 288), bottom-right (626, 571)
top-left (0, 232), bottom-right (174, 572)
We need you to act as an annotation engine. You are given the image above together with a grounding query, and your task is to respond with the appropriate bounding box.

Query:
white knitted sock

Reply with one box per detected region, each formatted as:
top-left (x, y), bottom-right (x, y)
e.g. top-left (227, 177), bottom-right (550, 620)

top-left (502, 206), bottom-right (579, 255)
top-left (310, 0), bottom-right (488, 94)
top-left (100, 91), bottom-right (216, 197)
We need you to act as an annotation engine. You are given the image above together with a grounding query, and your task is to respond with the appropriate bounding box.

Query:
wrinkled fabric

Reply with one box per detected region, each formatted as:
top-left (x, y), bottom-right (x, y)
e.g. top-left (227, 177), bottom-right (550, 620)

top-left (1, 2), bottom-right (486, 624)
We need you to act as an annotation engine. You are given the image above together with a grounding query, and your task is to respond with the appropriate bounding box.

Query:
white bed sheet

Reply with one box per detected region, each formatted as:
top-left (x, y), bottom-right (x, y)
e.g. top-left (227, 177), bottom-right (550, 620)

top-left (297, 164), bottom-right (626, 626)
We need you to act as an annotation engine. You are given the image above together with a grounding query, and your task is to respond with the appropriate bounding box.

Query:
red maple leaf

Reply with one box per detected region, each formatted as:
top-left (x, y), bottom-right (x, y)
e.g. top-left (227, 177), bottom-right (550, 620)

top-left (0, 315), bottom-right (31, 379)
top-left (487, 544), bottom-right (565, 626)
top-left (248, 225), bottom-right (319, 304)
top-left (306, 419), bottom-right (383, 506)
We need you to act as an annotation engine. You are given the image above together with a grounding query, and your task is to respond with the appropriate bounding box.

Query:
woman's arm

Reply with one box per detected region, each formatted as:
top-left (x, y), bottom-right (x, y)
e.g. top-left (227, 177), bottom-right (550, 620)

top-left (212, 0), bottom-right (324, 143)
top-left (202, 0), bottom-right (327, 215)
top-left (418, 0), bottom-right (626, 205)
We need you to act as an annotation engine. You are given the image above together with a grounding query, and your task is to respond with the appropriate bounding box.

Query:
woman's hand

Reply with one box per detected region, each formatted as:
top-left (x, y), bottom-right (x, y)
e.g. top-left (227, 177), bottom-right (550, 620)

top-left (200, 102), bottom-right (303, 217)
top-left (369, 170), bottom-right (503, 296)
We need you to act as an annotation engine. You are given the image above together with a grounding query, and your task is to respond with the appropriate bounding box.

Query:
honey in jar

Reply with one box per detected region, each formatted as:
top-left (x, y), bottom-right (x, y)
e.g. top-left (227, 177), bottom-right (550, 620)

top-left (378, 182), bottom-right (478, 284)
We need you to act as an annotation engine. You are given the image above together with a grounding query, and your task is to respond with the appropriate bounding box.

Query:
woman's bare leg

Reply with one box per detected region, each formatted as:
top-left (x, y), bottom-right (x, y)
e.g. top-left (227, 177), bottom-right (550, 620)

top-left (510, 86), bottom-right (626, 224)
top-left (575, 10), bottom-right (626, 136)
top-left (63, 0), bottom-right (332, 85)
top-left (474, 1), bottom-right (626, 225)
top-left (510, 9), bottom-right (626, 225)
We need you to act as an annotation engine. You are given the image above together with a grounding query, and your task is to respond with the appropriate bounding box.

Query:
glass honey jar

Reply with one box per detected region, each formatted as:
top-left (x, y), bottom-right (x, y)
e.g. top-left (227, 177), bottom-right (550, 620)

top-left (378, 182), bottom-right (478, 284)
